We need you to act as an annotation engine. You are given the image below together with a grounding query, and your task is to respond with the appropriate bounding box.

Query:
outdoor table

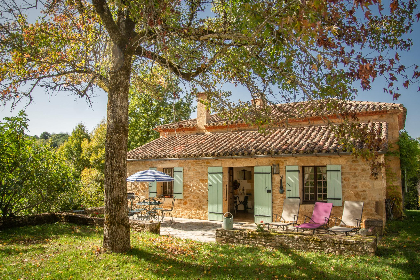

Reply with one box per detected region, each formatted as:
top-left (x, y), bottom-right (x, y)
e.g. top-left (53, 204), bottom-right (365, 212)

top-left (136, 199), bottom-right (163, 221)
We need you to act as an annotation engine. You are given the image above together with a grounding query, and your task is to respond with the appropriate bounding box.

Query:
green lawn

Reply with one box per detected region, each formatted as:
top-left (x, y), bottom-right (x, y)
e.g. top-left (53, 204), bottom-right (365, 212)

top-left (1, 211), bottom-right (419, 280)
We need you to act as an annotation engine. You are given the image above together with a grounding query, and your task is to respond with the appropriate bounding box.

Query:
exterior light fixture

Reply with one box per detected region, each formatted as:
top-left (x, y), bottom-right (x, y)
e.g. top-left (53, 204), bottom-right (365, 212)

top-left (272, 164), bottom-right (279, 174)
top-left (279, 175), bottom-right (284, 194)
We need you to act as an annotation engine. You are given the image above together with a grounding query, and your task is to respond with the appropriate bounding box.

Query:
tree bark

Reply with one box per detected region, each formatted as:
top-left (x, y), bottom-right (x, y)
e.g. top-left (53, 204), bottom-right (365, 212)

top-left (103, 43), bottom-right (132, 253)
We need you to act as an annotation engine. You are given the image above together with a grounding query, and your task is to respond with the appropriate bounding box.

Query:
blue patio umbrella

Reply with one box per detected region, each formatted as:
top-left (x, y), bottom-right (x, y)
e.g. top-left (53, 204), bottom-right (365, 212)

top-left (126, 169), bottom-right (174, 182)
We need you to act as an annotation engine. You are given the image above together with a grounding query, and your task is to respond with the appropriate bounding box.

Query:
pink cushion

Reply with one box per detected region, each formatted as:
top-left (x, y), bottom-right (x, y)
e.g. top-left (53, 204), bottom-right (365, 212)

top-left (295, 223), bottom-right (323, 229)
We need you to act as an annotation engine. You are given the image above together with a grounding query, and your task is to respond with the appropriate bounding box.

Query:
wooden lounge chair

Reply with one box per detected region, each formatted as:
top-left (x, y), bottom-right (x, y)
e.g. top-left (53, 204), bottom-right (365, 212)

top-left (295, 202), bottom-right (333, 233)
top-left (328, 201), bottom-right (364, 235)
top-left (269, 198), bottom-right (300, 230)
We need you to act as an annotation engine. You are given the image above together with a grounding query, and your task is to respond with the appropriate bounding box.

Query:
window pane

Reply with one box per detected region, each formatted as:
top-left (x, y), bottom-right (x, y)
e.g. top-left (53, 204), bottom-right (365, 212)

top-left (304, 166), bottom-right (324, 202)
top-left (318, 167), bottom-right (326, 173)
top-left (304, 167), bottom-right (314, 173)
top-left (162, 168), bottom-right (174, 196)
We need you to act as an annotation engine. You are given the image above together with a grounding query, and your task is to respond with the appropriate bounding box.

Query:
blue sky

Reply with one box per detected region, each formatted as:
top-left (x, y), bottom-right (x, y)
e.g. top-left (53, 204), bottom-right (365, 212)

top-left (1, 4), bottom-right (419, 139)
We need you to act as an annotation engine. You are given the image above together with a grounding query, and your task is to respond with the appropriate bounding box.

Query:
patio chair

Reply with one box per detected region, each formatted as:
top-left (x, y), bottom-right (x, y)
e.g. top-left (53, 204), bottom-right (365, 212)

top-left (160, 198), bottom-right (175, 222)
top-left (269, 198), bottom-right (300, 231)
top-left (128, 192), bottom-right (140, 217)
top-left (328, 201), bottom-right (364, 235)
top-left (127, 192), bottom-right (135, 211)
top-left (295, 202), bottom-right (333, 233)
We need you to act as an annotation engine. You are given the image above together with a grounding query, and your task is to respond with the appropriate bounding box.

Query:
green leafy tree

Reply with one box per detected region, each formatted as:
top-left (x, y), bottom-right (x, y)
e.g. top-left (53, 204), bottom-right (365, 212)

top-left (79, 168), bottom-right (104, 208)
top-left (82, 120), bottom-right (106, 173)
top-left (39, 131), bottom-right (51, 140)
top-left (1, 0), bottom-right (419, 252)
top-left (0, 111), bottom-right (77, 217)
top-left (80, 120), bottom-right (107, 207)
top-left (49, 133), bottom-right (70, 148)
top-left (59, 123), bottom-right (91, 178)
top-left (37, 132), bottom-right (70, 148)
top-left (128, 72), bottom-right (193, 150)
top-left (399, 131), bottom-right (420, 209)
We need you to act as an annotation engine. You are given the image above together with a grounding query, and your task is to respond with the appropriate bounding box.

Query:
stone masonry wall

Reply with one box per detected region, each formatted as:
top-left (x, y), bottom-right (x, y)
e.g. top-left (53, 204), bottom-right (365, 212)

top-left (0, 213), bottom-right (160, 234)
top-left (127, 154), bottom-right (387, 225)
top-left (216, 229), bottom-right (377, 256)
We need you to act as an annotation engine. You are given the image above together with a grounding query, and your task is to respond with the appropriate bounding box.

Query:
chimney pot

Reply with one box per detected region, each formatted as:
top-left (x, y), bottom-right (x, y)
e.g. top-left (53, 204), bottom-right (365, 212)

top-left (251, 98), bottom-right (263, 107)
top-left (197, 93), bottom-right (210, 133)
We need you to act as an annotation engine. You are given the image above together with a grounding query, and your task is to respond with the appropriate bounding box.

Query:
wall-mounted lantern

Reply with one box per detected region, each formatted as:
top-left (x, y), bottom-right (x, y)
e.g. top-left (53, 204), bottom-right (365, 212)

top-left (272, 164), bottom-right (279, 174)
top-left (279, 175), bottom-right (284, 194)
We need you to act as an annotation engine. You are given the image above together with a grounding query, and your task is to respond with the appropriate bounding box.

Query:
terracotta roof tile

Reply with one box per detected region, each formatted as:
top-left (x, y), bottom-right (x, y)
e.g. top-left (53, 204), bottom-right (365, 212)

top-left (127, 122), bottom-right (388, 160)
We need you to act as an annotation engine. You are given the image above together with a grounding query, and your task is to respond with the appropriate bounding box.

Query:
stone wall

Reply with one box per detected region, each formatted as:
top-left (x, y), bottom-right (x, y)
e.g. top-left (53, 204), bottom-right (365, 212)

top-left (129, 220), bottom-right (160, 234)
top-left (127, 154), bottom-right (387, 224)
top-left (216, 229), bottom-right (377, 256)
top-left (0, 213), bottom-right (160, 235)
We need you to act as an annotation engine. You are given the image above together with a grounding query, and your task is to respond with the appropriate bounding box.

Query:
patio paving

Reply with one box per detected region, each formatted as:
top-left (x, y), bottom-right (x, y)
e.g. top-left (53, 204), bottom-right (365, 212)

top-left (160, 217), bottom-right (257, 242)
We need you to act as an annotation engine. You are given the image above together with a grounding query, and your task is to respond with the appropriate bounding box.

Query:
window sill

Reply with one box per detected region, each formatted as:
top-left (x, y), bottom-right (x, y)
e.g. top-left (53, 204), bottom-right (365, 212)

top-left (302, 201), bottom-right (328, 205)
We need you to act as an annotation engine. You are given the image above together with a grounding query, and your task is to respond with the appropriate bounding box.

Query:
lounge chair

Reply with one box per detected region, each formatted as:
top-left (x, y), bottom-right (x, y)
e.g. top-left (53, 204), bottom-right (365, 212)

top-left (269, 198), bottom-right (300, 230)
top-left (328, 201), bottom-right (364, 235)
top-left (295, 202), bottom-right (333, 233)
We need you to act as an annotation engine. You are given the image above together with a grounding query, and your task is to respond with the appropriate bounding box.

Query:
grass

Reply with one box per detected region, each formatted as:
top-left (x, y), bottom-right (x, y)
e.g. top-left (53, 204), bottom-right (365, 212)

top-left (1, 211), bottom-right (419, 280)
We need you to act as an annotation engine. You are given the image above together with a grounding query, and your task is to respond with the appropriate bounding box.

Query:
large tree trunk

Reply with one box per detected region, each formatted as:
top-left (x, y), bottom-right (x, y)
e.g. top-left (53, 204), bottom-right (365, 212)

top-left (103, 45), bottom-right (132, 253)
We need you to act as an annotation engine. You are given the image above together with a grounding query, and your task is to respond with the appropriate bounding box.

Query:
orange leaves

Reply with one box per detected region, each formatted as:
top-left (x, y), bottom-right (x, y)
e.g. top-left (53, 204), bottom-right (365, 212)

top-left (389, 73), bottom-right (398, 81)
top-left (358, 62), bottom-right (377, 89)
top-left (317, 35), bottom-right (337, 49)
top-left (390, 0), bottom-right (399, 13)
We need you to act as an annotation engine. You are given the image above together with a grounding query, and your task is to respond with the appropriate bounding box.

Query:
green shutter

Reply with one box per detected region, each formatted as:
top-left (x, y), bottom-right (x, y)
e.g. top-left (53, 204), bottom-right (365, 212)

top-left (173, 167), bottom-right (183, 199)
top-left (254, 166), bottom-right (272, 223)
top-left (208, 167), bottom-right (223, 221)
top-left (149, 167), bottom-right (157, 198)
top-left (286, 166), bottom-right (300, 199)
top-left (327, 165), bottom-right (342, 206)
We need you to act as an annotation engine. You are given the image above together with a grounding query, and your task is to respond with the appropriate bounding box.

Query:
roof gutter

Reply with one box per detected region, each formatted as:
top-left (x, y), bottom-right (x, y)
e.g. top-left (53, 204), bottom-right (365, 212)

top-left (126, 151), bottom-right (386, 162)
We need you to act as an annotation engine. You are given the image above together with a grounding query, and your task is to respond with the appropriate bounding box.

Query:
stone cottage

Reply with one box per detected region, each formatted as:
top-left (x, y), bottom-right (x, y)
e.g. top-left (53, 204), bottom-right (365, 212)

top-left (127, 95), bottom-right (406, 227)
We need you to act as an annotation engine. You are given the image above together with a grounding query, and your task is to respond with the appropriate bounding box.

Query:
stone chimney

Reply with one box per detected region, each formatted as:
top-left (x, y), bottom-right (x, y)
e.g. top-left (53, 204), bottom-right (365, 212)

top-left (196, 93), bottom-right (210, 133)
top-left (251, 98), bottom-right (263, 107)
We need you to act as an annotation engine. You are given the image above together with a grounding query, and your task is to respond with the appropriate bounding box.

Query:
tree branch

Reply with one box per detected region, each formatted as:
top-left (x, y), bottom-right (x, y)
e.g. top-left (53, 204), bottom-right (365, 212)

top-left (91, 0), bottom-right (124, 47)
top-left (133, 45), bottom-right (228, 81)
